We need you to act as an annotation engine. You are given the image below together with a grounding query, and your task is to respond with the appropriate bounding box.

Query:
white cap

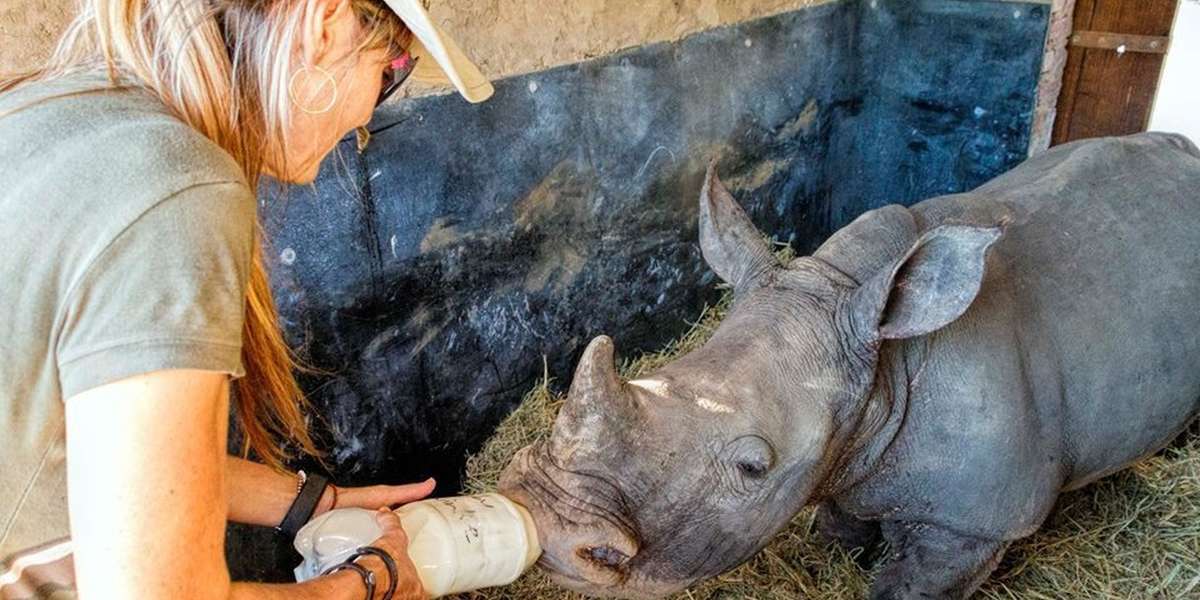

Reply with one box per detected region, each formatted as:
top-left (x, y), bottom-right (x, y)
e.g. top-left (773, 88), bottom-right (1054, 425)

top-left (380, 0), bottom-right (494, 103)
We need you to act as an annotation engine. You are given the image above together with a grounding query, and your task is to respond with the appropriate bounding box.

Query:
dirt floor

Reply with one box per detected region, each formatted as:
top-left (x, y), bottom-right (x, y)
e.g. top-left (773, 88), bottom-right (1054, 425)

top-left (0, 0), bottom-right (825, 93)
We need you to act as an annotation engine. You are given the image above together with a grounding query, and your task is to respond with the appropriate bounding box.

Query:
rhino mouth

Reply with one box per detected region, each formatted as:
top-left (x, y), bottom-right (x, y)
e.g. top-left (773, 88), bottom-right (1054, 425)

top-left (537, 548), bottom-right (696, 600)
top-left (499, 443), bottom-right (739, 599)
top-left (499, 443), bottom-right (658, 595)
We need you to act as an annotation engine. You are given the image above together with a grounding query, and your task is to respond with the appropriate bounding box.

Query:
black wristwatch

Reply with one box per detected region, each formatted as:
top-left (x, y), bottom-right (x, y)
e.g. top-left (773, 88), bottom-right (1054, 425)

top-left (276, 470), bottom-right (329, 537)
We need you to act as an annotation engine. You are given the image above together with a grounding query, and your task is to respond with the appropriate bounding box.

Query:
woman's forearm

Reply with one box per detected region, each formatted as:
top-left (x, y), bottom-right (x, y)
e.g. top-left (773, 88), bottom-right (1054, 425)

top-left (226, 456), bottom-right (436, 527)
top-left (226, 456), bottom-right (332, 526)
top-left (230, 569), bottom-right (370, 600)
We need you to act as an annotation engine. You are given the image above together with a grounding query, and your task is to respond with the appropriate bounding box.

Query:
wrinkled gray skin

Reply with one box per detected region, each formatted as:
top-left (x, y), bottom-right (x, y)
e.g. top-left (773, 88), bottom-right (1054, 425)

top-left (499, 132), bottom-right (1200, 599)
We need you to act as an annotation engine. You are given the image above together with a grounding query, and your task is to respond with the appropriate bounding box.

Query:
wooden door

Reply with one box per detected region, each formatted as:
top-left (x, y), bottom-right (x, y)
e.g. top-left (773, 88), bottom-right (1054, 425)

top-left (1052, 0), bottom-right (1180, 144)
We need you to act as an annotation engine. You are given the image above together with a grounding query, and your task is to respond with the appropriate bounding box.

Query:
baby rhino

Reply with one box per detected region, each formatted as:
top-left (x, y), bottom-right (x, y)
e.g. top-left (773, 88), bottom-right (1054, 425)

top-left (500, 132), bottom-right (1200, 599)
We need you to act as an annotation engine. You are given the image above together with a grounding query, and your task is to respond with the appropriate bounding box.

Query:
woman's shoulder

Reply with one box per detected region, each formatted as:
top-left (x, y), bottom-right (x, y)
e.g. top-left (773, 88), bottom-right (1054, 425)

top-left (0, 73), bottom-right (257, 325)
top-left (0, 71), bottom-right (249, 201)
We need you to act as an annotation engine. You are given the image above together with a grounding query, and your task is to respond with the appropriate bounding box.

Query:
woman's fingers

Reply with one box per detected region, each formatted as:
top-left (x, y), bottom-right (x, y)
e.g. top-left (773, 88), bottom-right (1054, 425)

top-left (383, 478), bottom-right (436, 506)
top-left (374, 507), bottom-right (407, 541)
top-left (345, 478), bottom-right (436, 510)
top-left (371, 508), bottom-right (426, 600)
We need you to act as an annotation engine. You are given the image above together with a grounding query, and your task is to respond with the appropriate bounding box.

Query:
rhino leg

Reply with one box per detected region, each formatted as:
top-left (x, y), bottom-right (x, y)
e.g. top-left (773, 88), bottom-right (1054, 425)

top-left (814, 501), bottom-right (882, 567)
top-left (869, 521), bottom-right (1010, 600)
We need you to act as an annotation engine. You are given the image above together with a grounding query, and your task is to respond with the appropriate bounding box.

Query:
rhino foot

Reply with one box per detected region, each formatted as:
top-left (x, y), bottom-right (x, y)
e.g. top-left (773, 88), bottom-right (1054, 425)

top-left (814, 501), bottom-right (882, 568)
top-left (868, 521), bottom-right (1009, 600)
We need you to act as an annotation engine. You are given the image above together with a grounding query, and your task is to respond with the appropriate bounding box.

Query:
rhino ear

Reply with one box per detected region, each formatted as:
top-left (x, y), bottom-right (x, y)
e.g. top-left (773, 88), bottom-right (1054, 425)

top-left (814, 204), bottom-right (918, 282)
top-left (850, 224), bottom-right (1002, 340)
top-left (699, 164), bottom-right (778, 295)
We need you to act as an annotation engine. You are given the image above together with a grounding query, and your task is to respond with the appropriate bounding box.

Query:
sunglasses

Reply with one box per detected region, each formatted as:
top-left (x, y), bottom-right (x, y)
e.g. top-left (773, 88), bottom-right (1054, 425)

top-left (377, 52), bottom-right (418, 108)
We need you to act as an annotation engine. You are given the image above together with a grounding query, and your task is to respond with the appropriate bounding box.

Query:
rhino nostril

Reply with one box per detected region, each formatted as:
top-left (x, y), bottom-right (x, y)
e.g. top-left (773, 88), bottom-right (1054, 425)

top-left (579, 545), bottom-right (630, 569)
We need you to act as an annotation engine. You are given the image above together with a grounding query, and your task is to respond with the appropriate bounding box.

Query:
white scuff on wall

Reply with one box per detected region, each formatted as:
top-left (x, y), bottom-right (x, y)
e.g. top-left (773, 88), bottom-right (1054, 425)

top-left (1150, 0), bottom-right (1200, 142)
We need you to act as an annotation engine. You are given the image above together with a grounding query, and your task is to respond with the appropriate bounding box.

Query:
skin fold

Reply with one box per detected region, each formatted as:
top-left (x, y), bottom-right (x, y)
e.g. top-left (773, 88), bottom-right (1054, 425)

top-left (500, 132), bottom-right (1200, 599)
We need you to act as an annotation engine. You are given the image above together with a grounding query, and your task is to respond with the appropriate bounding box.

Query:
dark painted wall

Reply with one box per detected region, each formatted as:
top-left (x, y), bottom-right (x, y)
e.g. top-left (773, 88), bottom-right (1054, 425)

top-left (230, 0), bottom-right (1047, 581)
top-left (825, 0), bottom-right (1050, 236)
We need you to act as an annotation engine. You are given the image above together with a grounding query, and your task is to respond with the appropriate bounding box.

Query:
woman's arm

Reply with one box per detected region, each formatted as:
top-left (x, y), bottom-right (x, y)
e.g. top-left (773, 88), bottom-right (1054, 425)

top-left (226, 457), bottom-right (436, 526)
top-left (66, 369), bottom-right (423, 599)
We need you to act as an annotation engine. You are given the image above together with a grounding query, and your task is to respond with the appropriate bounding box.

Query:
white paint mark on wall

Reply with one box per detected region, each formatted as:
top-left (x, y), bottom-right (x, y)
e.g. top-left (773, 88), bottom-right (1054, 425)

top-left (280, 247), bottom-right (296, 265)
top-left (528, 81), bottom-right (539, 93)
top-left (369, 170), bottom-right (382, 182)
top-left (635, 145), bottom-right (676, 179)
top-left (390, 234), bottom-right (398, 258)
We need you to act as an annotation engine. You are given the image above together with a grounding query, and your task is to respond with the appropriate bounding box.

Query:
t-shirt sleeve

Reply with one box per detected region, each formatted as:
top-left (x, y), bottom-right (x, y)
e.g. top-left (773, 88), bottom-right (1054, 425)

top-left (55, 181), bottom-right (256, 398)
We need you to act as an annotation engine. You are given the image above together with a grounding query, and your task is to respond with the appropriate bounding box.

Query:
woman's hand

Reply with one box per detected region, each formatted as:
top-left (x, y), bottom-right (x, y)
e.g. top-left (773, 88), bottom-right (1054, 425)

top-left (317, 478), bottom-right (436, 515)
top-left (358, 508), bottom-right (427, 600)
top-left (224, 458), bottom-right (435, 527)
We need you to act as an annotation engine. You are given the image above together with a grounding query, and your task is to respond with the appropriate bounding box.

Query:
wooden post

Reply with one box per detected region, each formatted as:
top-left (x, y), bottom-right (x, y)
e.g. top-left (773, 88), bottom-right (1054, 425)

top-left (1051, 0), bottom-right (1180, 145)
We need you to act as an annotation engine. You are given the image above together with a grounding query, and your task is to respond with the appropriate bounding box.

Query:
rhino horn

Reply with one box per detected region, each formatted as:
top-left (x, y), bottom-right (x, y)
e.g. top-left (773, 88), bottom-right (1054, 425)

top-left (551, 336), bottom-right (632, 457)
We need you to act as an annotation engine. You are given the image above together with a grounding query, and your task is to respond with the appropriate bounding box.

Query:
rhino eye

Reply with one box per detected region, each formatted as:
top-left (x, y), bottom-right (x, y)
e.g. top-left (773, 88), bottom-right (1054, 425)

top-left (727, 434), bottom-right (775, 482)
top-left (737, 460), bottom-right (769, 479)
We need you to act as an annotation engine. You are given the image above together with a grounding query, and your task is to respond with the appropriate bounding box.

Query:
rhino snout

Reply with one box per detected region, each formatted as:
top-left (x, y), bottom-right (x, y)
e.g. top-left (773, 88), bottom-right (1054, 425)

top-left (499, 445), bottom-right (644, 594)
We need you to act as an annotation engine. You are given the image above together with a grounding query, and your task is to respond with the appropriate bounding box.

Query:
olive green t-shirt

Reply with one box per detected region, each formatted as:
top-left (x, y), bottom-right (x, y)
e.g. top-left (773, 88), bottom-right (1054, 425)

top-left (0, 74), bottom-right (254, 587)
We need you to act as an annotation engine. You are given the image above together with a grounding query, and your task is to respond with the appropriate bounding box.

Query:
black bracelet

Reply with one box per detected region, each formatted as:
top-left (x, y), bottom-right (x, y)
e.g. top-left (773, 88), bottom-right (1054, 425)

top-left (276, 471), bottom-right (329, 537)
top-left (348, 546), bottom-right (398, 600)
top-left (323, 560), bottom-right (376, 600)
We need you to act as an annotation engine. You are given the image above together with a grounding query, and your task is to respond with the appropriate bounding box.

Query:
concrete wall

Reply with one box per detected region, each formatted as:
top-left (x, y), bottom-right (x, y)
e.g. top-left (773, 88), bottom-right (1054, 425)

top-left (1028, 0), bottom-right (1076, 153)
top-left (0, 0), bottom-right (73, 73)
top-left (1, 0), bottom-right (828, 81)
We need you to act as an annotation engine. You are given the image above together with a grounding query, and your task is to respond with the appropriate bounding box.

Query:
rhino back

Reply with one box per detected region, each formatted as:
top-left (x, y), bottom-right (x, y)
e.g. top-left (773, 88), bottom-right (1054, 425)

top-left (854, 133), bottom-right (1200, 538)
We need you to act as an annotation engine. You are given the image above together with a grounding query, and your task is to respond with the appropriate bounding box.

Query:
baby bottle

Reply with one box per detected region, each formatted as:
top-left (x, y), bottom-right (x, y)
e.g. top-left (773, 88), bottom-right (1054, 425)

top-left (293, 493), bottom-right (541, 598)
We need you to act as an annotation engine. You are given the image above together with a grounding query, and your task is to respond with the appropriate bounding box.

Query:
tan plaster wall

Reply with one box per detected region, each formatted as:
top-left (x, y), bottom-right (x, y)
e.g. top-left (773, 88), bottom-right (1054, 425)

top-left (0, 0), bottom-right (827, 83)
top-left (0, 0), bottom-right (73, 74)
top-left (421, 0), bottom-right (827, 81)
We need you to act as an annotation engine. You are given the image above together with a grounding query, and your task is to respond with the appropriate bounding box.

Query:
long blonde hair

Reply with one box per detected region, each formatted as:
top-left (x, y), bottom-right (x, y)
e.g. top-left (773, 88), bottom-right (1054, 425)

top-left (1, 0), bottom-right (410, 470)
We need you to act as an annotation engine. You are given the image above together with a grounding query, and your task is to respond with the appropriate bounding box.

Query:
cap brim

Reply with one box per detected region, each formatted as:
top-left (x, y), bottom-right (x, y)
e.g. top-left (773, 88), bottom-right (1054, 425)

top-left (381, 0), bottom-right (494, 103)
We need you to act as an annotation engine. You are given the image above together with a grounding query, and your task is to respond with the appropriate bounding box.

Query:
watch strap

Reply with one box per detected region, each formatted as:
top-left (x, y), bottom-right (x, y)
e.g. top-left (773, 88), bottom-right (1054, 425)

top-left (276, 471), bottom-right (329, 537)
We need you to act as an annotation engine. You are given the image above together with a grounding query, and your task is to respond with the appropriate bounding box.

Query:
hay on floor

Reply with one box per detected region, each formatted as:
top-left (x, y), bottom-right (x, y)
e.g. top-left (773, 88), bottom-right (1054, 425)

top-left (458, 286), bottom-right (1200, 600)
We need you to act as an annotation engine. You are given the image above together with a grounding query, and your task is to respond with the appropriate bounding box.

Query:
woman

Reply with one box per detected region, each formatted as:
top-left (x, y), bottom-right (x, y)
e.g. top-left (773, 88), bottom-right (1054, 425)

top-left (0, 0), bottom-right (493, 598)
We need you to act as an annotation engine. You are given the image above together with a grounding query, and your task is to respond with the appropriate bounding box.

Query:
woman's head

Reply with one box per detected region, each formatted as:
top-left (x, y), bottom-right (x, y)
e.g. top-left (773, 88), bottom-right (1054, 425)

top-left (227, 0), bottom-right (413, 183)
top-left (216, 0), bottom-right (414, 184)
top-left (2, 0), bottom-right (419, 469)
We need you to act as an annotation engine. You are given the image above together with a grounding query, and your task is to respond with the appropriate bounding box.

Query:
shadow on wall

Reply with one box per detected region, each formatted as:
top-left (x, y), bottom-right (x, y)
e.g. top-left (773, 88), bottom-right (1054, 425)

top-left (249, 0), bottom-right (1044, 536)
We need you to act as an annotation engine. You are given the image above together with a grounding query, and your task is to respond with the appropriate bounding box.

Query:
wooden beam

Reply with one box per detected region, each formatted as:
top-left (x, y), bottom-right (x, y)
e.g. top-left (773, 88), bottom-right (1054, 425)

top-left (1071, 31), bottom-right (1170, 54)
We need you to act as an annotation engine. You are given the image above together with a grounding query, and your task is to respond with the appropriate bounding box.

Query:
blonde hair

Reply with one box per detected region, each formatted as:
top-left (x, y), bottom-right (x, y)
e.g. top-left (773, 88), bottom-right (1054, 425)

top-left (1, 0), bottom-right (410, 470)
